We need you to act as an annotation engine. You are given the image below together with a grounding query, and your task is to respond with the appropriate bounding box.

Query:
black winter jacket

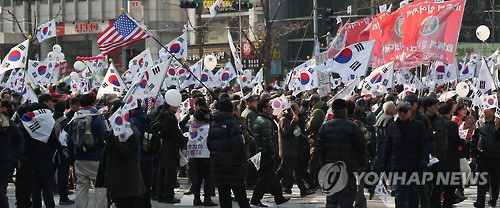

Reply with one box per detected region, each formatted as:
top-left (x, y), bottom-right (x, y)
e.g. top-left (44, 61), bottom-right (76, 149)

top-left (253, 113), bottom-right (279, 164)
top-left (471, 118), bottom-right (500, 158)
top-left (0, 120), bottom-right (23, 177)
top-left (384, 118), bottom-right (429, 172)
top-left (428, 114), bottom-right (448, 162)
top-left (316, 116), bottom-right (366, 173)
top-left (208, 111), bottom-right (247, 186)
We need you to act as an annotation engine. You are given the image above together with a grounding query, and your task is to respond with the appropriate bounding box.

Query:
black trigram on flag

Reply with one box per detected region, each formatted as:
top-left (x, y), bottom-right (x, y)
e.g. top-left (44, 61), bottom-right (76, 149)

top-left (19, 44), bottom-right (26, 51)
top-left (350, 61), bottom-right (362, 71)
top-left (152, 67), bottom-right (161, 75)
top-left (29, 121), bottom-right (41, 133)
top-left (480, 81), bottom-right (486, 89)
top-left (32, 62), bottom-right (38, 67)
top-left (354, 43), bottom-right (364, 52)
top-left (102, 82), bottom-right (109, 88)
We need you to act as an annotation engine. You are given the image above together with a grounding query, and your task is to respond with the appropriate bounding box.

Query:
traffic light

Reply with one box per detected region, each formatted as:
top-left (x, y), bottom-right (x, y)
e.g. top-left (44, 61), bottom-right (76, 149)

top-left (232, 1), bottom-right (253, 10)
top-left (180, 1), bottom-right (200, 8)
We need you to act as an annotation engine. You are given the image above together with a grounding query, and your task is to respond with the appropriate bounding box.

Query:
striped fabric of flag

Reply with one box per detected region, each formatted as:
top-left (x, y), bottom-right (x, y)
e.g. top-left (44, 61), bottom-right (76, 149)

top-left (97, 13), bottom-right (150, 55)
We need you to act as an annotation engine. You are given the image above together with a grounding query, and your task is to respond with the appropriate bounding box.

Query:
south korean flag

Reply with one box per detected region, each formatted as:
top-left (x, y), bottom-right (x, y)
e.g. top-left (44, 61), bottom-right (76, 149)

top-left (323, 40), bottom-right (375, 83)
top-left (27, 60), bottom-right (56, 86)
top-left (36, 20), bottom-right (57, 43)
top-left (21, 109), bottom-right (55, 143)
top-left (0, 40), bottom-right (30, 73)
top-left (269, 95), bottom-right (291, 116)
top-left (108, 107), bottom-right (133, 142)
top-left (159, 32), bottom-right (188, 61)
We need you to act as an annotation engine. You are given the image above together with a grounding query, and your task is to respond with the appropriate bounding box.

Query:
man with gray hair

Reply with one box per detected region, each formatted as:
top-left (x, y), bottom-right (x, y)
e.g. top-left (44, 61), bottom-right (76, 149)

top-left (374, 101), bottom-right (396, 174)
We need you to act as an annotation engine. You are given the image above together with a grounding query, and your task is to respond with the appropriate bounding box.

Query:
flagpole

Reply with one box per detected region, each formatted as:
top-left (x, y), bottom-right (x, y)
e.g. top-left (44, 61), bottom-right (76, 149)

top-left (149, 36), bottom-right (218, 100)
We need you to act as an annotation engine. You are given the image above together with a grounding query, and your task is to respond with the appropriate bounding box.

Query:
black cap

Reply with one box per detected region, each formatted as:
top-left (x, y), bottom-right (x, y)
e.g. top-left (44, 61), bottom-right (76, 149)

top-left (331, 99), bottom-right (347, 110)
top-left (355, 98), bottom-right (367, 107)
top-left (38, 93), bottom-right (57, 103)
top-left (403, 94), bottom-right (419, 104)
top-left (422, 97), bottom-right (440, 108)
top-left (217, 98), bottom-right (233, 112)
top-left (246, 95), bottom-right (258, 103)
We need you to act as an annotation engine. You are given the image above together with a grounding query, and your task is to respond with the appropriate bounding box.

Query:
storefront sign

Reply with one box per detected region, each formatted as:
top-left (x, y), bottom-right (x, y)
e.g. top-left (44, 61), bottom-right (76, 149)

top-left (74, 23), bottom-right (99, 33)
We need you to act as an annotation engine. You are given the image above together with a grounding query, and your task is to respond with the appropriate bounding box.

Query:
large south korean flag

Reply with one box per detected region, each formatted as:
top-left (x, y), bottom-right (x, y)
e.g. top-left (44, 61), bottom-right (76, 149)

top-left (320, 40), bottom-right (375, 83)
top-left (21, 109), bottom-right (55, 143)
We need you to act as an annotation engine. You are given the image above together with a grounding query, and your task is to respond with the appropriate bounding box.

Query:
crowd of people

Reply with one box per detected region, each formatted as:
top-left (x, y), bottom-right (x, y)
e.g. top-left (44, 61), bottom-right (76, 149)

top-left (0, 81), bottom-right (498, 208)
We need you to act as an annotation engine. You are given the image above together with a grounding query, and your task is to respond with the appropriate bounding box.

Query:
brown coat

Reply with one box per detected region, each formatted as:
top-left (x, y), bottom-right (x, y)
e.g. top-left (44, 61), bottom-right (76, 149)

top-left (278, 116), bottom-right (299, 158)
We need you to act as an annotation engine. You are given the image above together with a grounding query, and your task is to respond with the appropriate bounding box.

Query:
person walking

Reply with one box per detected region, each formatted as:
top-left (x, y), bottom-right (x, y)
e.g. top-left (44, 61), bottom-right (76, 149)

top-left (472, 107), bottom-right (500, 208)
top-left (316, 99), bottom-right (366, 207)
top-left (383, 101), bottom-right (429, 208)
top-left (207, 98), bottom-right (250, 208)
top-left (67, 94), bottom-right (107, 208)
top-left (250, 98), bottom-right (290, 207)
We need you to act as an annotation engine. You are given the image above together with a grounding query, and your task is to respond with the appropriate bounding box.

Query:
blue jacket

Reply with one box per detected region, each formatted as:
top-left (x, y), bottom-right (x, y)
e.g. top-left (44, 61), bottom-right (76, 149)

top-left (130, 109), bottom-right (154, 161)
top-left (67, 107), bottom-right (107, 161)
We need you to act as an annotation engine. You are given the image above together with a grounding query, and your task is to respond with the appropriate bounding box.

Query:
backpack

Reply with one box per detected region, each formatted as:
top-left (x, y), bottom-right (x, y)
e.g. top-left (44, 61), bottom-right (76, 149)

top-left (142, 113), bottom-right (163, 154)
top-left (70, 116), bottom-right (95, 153)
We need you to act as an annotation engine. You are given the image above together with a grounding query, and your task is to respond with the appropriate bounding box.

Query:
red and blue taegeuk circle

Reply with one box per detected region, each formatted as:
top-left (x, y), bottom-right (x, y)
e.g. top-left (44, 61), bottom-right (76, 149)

top-left (370, 73), bottom-right (382, 84)
top-left (140, 79), bottom-right (147, 88)
top-left (488, 98), bottom-right (495, 105)
top-left (138, 58), bottom-right (144, 68)
top-left (168, 68), bottom-right (176, 76)
top-left (115, 116), bottom-right (123, 125)
top-left (108, 75), bottom-right (120, 86)
top-left (8, 50), bottom-right (22, 62)
top-left (435, 65), bottom-right (445, 73)
top-left (462, 65), bottom-right (469, 74)
top-left (300, 73), bottom-right (310, 85)
top-left (272, 101), bottom-right (281, 109)
top-left (221, 72), bottom-right (230, 81)
top-left (42, 27), bottom-right (49, 35)
top-left (170, 43), bottom-right (181, 54)
top-left (335, 48), bottom-right (353, 64)
top-left (21, 111), bottom-right (35, 122)
top-left (190, 130), bottom-right (198, 139)
top-left (38, 66), bottom-right (47, 75)
top-left (201, 74), bottom-right (209, 82)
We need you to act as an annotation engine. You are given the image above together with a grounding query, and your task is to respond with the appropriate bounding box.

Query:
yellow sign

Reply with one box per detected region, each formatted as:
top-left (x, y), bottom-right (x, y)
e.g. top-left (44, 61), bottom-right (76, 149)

top-left (203, 0), bottom-right (233, 9)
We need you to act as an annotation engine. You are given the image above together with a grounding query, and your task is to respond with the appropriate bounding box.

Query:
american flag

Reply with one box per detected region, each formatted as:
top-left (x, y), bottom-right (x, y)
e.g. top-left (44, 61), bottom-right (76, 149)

top-left (97, 13), bottom-right (150, 55)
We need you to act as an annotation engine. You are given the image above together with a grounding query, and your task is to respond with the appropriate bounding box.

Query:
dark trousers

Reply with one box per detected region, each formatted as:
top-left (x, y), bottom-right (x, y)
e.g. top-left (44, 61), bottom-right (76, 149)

top-left (251, 161), bottom-right (284, 202)
top-left (476, 158), bottom-right (500, 206)
top-left (308, 151), bottom-right (320, 185)
top-left (113, 196), bottom-right (140, 208)
top-left (442, 185), bottom-right (456, 208)
top-left (278, 156), bottom-right (313, 192)
top-left (326, 173), bottom-right (357, 208)
top-left (31, 156), bottom-right (55, 208)
top-left (430, 163), bottom-right (445, 208)
top-left (15, 156), bottom-right (32, 208)
top-left (156, 166), bottom-right (177, 200)
top-left (245, 161), bottom-right (257, 188)
top-left (191, 159), bottom-right (212, 201)
top-left (139, 160), bottom-right (153, 208)
top-left (218, 185), bottom-right (250, 208)
top-left (393, 183), bottom-right (420, 208)
top-left (55, 152), bottom-right (71, 201)
top-left (0, 176), bottom-right (9, 208)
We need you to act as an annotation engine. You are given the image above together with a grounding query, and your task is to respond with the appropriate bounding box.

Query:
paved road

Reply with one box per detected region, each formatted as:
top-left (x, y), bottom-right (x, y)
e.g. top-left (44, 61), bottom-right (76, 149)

top-left (5, 178), bottom-right (495, 207)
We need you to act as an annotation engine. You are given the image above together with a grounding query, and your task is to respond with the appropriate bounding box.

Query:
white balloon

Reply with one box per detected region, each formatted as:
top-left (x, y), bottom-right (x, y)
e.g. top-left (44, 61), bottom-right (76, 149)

top-left (203, 55), bottom-right (218, 71)
top-left (47, 52), bottom-right (54, 61)
top-left (52, 44), bottom-right (62, 53)
top-left (456, 82), bottom-right (470, 97)
top-left (73, 61), bottom-right (86, 71)
top-left (476, 25), bottom-right (490, 42)
top-left (243, 69), bottom-right (252, 77)
top-left (59, 53), bottom-right (65, 61)
top-left (164, 89), bottom-right (182, 107)
top-left (70, 72), bottom-right (79, 80)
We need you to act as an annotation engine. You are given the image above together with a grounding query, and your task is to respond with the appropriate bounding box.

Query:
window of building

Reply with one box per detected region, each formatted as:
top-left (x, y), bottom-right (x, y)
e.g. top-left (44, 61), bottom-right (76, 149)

top-left (3, 0), bottom-right (10, 7)
top-left (42, 0), bottom-right (48, 4)
top-left (78, 0), bottom-right (86, 1)
top-left (53, 0), bottom-right (61, 2)
top-left (15, 0), bottom-right (23, 6)
top-left (65, 0), bottom-right (73, 2)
